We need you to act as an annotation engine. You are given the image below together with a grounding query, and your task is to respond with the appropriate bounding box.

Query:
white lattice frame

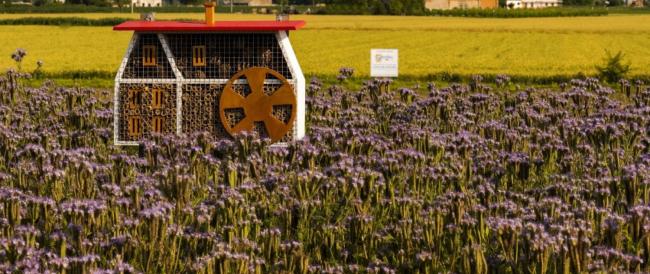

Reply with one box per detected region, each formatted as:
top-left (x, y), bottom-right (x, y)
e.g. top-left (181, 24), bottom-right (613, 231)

top-left (114, 31), bottom-right (306, 146)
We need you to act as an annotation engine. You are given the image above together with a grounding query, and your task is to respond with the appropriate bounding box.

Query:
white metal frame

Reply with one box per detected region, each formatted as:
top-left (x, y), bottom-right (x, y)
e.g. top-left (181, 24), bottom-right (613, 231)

top-left (277, 31), bottom-right (306, 140)
top-left (114, 31), bottom-right (306, 146)
top-left (114, 34), bottom-right (140, 146)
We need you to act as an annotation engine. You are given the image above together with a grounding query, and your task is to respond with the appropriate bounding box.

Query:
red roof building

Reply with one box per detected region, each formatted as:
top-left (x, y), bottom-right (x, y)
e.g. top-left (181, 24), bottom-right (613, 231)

top-left (113, 5), bottom-right (306, 146)
top-left (113, 20), bottom-right (306, 32)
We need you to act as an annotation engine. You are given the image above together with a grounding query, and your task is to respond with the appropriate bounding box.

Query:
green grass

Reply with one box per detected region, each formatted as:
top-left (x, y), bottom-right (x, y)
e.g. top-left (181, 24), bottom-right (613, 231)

top-left (0, 17), bottom-right (133, 26)
top-left (23, 77), bottom-right (115, 88)
top-left (608, 6), bottom-right (650, 14)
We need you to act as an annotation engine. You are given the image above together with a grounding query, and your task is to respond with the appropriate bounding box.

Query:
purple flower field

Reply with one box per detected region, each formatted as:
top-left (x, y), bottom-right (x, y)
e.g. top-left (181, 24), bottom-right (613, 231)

top-left (0, 67), bottom-right (649, 273)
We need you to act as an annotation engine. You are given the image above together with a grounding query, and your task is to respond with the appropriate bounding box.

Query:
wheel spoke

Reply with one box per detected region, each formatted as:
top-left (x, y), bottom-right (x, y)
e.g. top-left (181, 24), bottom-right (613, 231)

top-left (244, 68), bottom-right (267, 97)
top-left (268, 83), bottom-right (295, 106)
top-left (220, 86), bottom-right (246, 109)
top-left (264, 116), bottom-right (288, 141)
top-left (231, 116), bottom-right (254, 133)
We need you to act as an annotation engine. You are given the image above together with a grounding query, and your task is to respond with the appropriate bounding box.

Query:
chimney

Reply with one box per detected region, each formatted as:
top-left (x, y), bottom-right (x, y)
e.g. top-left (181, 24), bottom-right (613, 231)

top-left (140, 12), bottom-right (156, 21)
top-left (204, 1), bottom-right (216, 26)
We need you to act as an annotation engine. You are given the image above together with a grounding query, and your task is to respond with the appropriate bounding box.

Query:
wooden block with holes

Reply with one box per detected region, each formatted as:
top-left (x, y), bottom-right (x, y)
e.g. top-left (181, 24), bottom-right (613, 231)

top-left (152, 116), bottom-right (164, 133)
top-left (193, 46), bottom-right (206, 67)
top-left (128, 89), bottom-right (142, 110)
top-left (151, 88), bottom-right (164, 109)
top-left (142, 45), bottom-right (157, 66)
top-left (128, 116), bottom-right (143, 138)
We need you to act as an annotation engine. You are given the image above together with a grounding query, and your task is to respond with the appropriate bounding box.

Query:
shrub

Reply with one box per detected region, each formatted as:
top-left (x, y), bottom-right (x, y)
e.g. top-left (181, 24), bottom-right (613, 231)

top-left (426, 7), bottom-right (608, 17)
top-left (0, 17), bottom-right (128, 26)
top-left (0, 17), bottom-right (198, 26)
top-left (596, 50), bottom-right (631, 83)
top-left (316, 6), bottom-right (608, 17)
top-left (0, 4), bottom-right (256, 13)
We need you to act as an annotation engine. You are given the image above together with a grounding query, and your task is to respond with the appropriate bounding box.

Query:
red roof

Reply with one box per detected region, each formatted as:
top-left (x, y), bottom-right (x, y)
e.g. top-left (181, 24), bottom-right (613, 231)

top-left (113, 20), bottom-right (306, 32)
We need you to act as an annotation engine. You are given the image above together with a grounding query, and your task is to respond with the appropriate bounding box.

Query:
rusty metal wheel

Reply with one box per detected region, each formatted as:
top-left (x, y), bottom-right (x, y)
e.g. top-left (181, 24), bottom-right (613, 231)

top-left (219, 67), bottom-right (296, 143)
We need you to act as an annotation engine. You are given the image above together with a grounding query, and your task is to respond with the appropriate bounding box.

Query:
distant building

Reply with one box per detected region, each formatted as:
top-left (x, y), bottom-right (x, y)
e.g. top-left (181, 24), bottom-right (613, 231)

top-left (133, 0), bottom-right (162, 7)
top-left (626, 0), bottom-right (644, 7)
top-left (425, 0), bottom-right (498, 10)
top-left (506, 0), bottom-right (561, 8)
top-left (223, 0), bottom-right (272, 6)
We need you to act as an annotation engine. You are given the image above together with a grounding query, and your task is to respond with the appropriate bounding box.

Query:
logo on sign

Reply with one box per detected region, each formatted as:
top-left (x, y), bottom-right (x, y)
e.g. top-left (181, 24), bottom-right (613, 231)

top-left (371, 49), bottom-right (398, 78)
top-left (375, 54), bottom-right (394, 63)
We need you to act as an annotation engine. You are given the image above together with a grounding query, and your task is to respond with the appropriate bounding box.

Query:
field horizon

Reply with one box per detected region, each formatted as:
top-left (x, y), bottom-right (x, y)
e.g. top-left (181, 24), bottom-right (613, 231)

top-left (1, 13), bottom-right (649, 86)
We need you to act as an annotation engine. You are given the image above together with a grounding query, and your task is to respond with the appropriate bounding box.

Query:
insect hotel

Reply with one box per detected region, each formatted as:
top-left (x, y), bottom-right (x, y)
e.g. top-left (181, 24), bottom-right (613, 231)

top-left (112, 3), bottom-right (306, 145)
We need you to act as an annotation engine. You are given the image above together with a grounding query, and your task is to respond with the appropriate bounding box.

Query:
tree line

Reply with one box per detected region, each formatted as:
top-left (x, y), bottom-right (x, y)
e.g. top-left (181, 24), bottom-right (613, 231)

top-left (5, 0), bottom-right (644, 10)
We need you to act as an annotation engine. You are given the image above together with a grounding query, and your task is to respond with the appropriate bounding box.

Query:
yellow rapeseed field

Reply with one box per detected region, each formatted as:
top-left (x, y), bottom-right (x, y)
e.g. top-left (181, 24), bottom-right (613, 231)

top-left (1, 13), bottom-right (649, 78)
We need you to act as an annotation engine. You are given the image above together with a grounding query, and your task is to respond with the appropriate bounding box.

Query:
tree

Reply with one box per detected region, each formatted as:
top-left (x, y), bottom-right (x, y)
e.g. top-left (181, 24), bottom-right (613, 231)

top-left (325, 0), bottom-right (425, 15)
top-left (596, 51), bottom-right (631, 83)
top-left (562, 0), bottom-right (595, 5)
top-left (113, 0), bottom-right (130, 8)
top-left (605, 0), bottom-right (625, 5)
top-left (32, 0), bottom-right (51, 6)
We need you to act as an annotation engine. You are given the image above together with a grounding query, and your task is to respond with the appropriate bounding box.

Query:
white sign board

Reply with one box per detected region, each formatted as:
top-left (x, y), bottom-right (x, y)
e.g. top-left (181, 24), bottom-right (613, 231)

top-left (370, 49), bottom-right (399, 77)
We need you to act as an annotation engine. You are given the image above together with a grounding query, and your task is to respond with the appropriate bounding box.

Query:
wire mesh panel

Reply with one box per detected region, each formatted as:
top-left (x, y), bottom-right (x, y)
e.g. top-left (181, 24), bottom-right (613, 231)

top-left (182, 84), bottom-right (294, 141)
top-left (118, 83), bottom-right (177, 142)
top-left (123, 34), bottom-right (175, 79)
top-left (167, 33), bottom-right (292, 80)
top-left (115, 30), bottom-right (302, 144)
top-left (181, 84), bottom-right (227, 137)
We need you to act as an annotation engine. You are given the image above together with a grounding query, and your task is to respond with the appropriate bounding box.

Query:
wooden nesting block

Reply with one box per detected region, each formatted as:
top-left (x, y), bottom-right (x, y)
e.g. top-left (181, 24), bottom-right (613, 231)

top-left (118, 83), bottom-right (177, 141)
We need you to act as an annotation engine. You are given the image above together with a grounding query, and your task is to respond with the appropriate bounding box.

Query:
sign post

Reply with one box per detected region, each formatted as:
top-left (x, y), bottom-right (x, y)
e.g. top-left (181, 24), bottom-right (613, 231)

top-left (370, 49), bottom-right (399, 78)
